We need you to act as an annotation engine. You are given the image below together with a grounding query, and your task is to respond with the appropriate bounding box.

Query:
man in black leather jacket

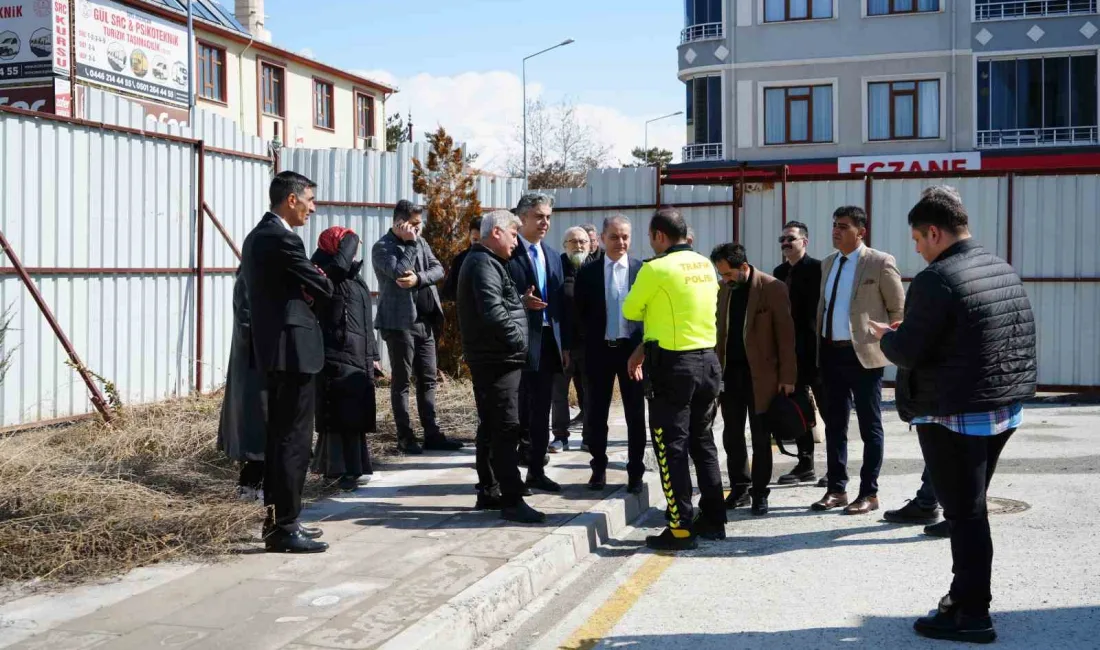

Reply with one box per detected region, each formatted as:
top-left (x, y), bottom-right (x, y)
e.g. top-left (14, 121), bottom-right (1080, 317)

top-left (457, 210), bottom-right (545, 524)
top-left (870, 186), bottom-right (1036, 644)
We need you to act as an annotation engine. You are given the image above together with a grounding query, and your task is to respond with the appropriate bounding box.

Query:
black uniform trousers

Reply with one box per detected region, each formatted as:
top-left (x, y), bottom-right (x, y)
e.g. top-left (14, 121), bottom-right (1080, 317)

top-left (519, 327), bottom-right (563, 473)
top-left (585, 339), bottom-right (647, 480)
top-left (470, 363), bottom-right (526, 503)
top-left (722, 363), bottom-right (772, 497)
top-left (820, 341), bottom-right (885, 498)
top-left (645, 345), bottom-right (726, 530)
top-left (263, 371), bottom-right (316, 533)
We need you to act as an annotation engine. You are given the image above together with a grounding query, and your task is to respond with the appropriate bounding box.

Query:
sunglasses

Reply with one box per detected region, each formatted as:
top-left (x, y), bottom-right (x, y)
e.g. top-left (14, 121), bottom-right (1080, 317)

top-left (778, 235), bottom-right (801, 244)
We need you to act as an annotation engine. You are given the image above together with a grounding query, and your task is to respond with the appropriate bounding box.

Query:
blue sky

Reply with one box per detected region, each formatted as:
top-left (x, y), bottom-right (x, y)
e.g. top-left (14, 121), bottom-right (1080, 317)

top-left (258, 0), bottom-right (687, 170)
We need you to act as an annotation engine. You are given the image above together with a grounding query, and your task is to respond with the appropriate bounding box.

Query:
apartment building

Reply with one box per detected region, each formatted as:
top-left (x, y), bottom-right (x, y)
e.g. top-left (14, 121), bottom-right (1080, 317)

top-left (0, 0), bottom-right (394, 150)
top-left (673, 0), bottom-right (1100, 176)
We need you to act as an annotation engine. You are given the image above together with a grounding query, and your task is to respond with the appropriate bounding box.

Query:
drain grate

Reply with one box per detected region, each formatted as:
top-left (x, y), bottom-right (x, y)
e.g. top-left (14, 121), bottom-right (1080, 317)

top-left (988, 496), bottom-right (1030, 516)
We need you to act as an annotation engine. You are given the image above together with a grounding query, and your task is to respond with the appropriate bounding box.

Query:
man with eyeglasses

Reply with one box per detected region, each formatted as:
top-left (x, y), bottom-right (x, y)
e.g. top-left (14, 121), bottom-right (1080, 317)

top-left (772, 221), bottom-right (823, 487)
top-left (810, 206), bottom-right (904, 516)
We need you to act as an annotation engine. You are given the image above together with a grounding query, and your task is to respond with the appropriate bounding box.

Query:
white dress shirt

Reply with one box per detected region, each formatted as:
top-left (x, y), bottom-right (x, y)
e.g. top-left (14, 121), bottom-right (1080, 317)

top-left (518, 234), bottom-right (549, 325)
top-left (822, 244), bottom-right (864, 341)
top-left (604, 254), bottom-right (630, 341)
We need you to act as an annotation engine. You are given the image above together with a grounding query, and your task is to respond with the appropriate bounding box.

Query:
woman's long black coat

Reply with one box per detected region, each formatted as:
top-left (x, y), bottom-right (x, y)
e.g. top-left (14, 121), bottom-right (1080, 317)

top-left (217, 270), bottom-right (268, 461)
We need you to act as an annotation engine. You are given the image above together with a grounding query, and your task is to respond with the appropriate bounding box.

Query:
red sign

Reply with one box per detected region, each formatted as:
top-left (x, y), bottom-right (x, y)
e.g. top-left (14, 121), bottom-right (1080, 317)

top-left (838, 152), bottom-right (982, 174)
top-left (0, 84), bottom-right (54, 112)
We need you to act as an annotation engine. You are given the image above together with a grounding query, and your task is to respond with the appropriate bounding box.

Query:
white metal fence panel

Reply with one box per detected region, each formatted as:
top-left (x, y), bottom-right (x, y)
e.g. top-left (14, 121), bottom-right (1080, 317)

top-left (1027, 282), bottom-right (1100, 386)
top-left (1013, 175), bottom-right (1100, 279)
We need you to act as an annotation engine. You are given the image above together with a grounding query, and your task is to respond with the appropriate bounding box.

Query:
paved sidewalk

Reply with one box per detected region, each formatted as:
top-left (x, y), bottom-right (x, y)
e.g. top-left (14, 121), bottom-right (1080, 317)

top-left (0, 410), bottom-right (653, 650)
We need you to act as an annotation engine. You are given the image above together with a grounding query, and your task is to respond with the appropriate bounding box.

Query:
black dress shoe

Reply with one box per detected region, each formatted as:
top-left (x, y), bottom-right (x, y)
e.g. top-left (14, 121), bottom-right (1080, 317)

top-left (914, 595), bottom-right (996, 644)
top-left (645, 527), bottom-right (697, 551)
top-left (816, 476), bottom-right (828, 488)
top-left (692, 515), bottom-right (726, 541)
top-left (526, 473), bottom-right (562, 493)
top-left (424, 437), bottom-right (465, 451)
top-left (265, 530), bottom-right (329, 554)
top-left (501, 499), bottom-right (547, 524)
top-left (475, 490), bottom-right (503, 511)
top-left (884, 500), bottom-right (941, 525)
top-left (777, 460), bottom-right (816, 485)
top-left (924, 520), bottom-right (952, 538)
top-left (299, 525), bottom-right (323, 539)
top-left (587, 470), bottom-right (606, 490)
top-left (626, 478), bottom-right (644, 494)
top-left (751, 495), bottom-right (769, 516)
top-left (397, 440), bottom-right (423, 455)
top-left (724, 490), bottom-right (751, 510)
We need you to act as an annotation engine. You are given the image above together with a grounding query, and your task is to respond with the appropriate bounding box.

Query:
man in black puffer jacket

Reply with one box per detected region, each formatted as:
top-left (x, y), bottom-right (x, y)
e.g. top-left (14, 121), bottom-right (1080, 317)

top-left (869, 186), bottom-right (1036, 645)
top-left (457, 209), bottom-right (544, 524)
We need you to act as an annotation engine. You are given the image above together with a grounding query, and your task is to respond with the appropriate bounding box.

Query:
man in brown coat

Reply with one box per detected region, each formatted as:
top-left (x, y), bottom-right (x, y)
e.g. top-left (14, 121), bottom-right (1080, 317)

top-left (711, 243), bottom-right (797, 516)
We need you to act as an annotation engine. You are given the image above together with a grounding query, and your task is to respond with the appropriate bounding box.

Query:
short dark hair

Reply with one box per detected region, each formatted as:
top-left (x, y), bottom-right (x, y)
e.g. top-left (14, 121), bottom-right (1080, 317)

top-left (833, 206), bottom-right (868, 230)
top-left (710, 243), bottom-right (748, 268)
top-left (580, 223), bottom-right (597, 234)
top-left (394, 199), bottom-right (424, 222)
top-left (908, 192), bottom-right (969, 235)
top-left (649, 208), bottom-right (688, 242)
top-left (784, 220), bottom-right (809, 238)
top-left (469, 216), bottom-right (483, 232)
top-left (269, 171), bottom-right (316, 209)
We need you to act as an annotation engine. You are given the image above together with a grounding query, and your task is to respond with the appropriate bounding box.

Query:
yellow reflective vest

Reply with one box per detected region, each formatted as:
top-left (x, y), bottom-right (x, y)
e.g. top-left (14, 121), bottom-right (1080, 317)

top-left (622, 245), bottom-right (718, 351)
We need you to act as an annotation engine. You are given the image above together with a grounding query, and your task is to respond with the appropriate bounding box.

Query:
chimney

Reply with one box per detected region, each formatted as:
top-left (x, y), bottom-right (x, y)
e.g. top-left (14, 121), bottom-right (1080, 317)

top-left (235, 0), bottom-right (271, 43)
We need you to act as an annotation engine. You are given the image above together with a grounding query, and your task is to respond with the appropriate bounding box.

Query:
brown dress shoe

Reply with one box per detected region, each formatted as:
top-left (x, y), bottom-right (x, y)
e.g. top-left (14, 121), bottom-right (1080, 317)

top-left (843, 495), bottom-right (880, 515)
top-left (810, 492), bottom-right (849, 511)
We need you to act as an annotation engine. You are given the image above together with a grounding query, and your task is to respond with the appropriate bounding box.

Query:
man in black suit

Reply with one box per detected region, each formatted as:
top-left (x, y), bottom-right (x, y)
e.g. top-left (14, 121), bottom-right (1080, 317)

top-left (772, 220), bottom-right (823, 486)
top-left (574, 215), bottom-right (646, 493)
top-left (241, 171), bottom-right (333, 554)
top-left (507, 192), bottom-right (570, 492)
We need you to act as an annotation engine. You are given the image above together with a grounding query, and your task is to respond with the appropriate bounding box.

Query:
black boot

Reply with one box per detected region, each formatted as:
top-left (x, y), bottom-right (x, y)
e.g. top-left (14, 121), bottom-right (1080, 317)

top-left (777, 458), bottom-right (816, 485)
top-left (885, 500), bottom-right (941, 525)
top-left (424, 436), bottom-right (465, 451)
top-left (501, 499), bottom-right (546, 524)
top-left (397, 439), bottom-right (423, 455)
top-left (751, 494), bottom-right (769, 516)
top-left (645, 526), bottom-right (697, 551)
top-left (724, 489), bottom-right (751, 510)
top-left (913, 595), bottom-right (996, 644)
top-left (475, 486), bottom-right (503, 510)
top-left (692, 514), bottom-right (726, 541)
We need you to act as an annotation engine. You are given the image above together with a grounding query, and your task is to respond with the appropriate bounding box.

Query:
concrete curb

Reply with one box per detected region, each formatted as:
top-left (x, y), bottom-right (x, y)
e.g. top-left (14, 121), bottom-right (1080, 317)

top-left (379, 468), bottom-right (664, 650)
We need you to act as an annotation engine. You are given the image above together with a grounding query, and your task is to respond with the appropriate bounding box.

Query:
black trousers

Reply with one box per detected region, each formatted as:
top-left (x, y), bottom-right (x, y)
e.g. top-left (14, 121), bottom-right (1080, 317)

top-left (519, 327), bottom-right (563, 473)
top-left (722, 364), bottom-right (772, 497)
top-left (646, 346), bottom-right (726, 530)
top-left (470, 363), bottom-right (525, 503)
top-left (382, 324), bottom-right (441, 444)
top-left (791, 381), bottom-right (822, 464)
top-left (263, 371), bottom-right (316, 533)
top-left (585, 340), bottom-right (647, 480)
top-left (820, 342), bottom-right (885, 498)
top-left (919, 424), bottom-right (1014, 616)
top-left (552, 352), bottom-right (587, 440)
top-left (239, 460), bottom-right (265, 488)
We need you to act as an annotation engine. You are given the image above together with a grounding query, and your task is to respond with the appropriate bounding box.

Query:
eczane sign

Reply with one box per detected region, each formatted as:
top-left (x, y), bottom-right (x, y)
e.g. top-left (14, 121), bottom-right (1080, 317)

top-left (838, 152), bottom-right (982, 174)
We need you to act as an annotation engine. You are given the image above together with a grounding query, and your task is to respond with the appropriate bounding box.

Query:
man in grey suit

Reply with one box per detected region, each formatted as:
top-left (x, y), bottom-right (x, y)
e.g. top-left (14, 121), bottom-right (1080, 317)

top-left (372, 200), bottom-right (463, 454)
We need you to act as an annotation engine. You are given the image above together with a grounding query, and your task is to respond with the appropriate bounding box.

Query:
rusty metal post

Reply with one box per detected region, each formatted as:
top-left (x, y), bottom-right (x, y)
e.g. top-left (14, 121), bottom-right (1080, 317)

top-left (203, 202), bottom-right (242, 261)
top-left (781, 164), bottom-right (789, 227)
top-left (195, 142), bottom-right (206, 394)
top-left (864, 173), bottom-right (874, 247)
top-left (1006, 172), bottom-right (1015, 266)
top-left (0, 229), bottom-right (112, 423)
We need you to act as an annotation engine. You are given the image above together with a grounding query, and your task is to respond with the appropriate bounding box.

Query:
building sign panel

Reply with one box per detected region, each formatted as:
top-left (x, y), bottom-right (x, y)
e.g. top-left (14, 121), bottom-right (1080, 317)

top-left (74, 0), bottom-right (189, 106)
top-left (0, 0), bottom-right (69, 84)
top-left (0, 82), bottom-right (55, 111)
top-left (838, 152), bottom-right (982, 174)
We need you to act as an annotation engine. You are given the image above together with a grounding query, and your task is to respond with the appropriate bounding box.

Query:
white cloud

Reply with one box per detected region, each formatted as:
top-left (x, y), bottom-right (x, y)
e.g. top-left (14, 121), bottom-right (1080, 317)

top-left (355, 69), bottom-right (685, 176)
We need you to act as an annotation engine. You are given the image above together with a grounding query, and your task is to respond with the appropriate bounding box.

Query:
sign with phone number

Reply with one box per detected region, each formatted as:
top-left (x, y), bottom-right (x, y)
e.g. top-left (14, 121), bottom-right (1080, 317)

top-left (76, 63), bottom-right (186, 104)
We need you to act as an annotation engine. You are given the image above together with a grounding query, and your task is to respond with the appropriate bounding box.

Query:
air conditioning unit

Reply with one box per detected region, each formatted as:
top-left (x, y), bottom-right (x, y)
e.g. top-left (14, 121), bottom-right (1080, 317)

top-left (359, 135), bottom-right (380, 150)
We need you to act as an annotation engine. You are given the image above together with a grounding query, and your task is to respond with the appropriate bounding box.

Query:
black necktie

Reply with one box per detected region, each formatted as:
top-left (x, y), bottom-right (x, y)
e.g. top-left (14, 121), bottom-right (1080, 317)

top-left (824, 256), bottom-right (848, 341)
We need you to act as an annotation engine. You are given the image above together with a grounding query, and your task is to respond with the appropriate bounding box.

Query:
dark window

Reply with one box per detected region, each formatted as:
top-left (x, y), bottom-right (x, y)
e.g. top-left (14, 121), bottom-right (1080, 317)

top-left (764, 0), bottom-right (833, 22)
top-left (685, 0), bottom-right (723, 25)
top-left (261, 63), bottom-right (284, 117)
top-left (978, 55), bottom-right (1099, 132)
top-left (196, 43), bottom-right (225, 102)
top-left (685, 76), bottom-right (721, 144)
top-left (868, 79), bottom-right (940, 140)
top-left (866, 0), bottom-right (939, 16)
top-left (313, 79), bottom-right (334, 130)
top-left (764, 85), bottom-right (833, 144)
top-left (356, 93), bottom-right (375, 139)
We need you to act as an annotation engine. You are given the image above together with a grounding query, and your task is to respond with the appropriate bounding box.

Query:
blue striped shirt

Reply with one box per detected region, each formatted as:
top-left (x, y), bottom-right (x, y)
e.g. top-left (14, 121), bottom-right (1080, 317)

top-left (912, 403), bottom-right (1023, 437)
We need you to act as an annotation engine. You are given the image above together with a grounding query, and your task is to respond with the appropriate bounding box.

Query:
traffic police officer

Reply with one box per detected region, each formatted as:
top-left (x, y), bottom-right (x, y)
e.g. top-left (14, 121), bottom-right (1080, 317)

top-left (624, 208), bottom-right (726, 551)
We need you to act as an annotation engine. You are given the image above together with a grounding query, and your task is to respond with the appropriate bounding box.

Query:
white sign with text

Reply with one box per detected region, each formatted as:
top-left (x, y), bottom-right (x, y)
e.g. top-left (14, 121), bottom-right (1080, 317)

top-left (838, 152), bottom-right (982, 174)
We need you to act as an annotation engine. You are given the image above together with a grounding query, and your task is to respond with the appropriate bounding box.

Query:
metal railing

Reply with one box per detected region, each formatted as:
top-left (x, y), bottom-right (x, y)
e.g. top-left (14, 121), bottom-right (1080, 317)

top-left (680, 22), bottom-right (724, 44)
top-left (977, 126), bottom-right (1099, 148)
top-left (682, 142), bottom-right (724, 161)
top-left (975, 0), bottom-right (1097, 20)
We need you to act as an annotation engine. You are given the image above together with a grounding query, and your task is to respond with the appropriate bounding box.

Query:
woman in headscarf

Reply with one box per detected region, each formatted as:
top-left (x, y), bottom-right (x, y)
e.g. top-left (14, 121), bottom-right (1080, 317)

top-left (310, 226), bottom-right (382, 491)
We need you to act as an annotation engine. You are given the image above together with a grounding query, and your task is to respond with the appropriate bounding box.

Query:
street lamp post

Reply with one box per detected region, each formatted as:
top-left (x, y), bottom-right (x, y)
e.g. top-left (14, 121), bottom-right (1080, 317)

top-left (644, 111), bottom-right (684, 167)
top-left (523, 39), bottom-right (575, 185)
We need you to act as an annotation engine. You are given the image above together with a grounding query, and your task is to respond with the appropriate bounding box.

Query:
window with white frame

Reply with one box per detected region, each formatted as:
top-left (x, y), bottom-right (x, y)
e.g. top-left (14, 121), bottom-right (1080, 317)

top-left (764, 84), bottom-right (834, 145)
top-left (868, 79), bottom-right (940, 140)
top-left (765, 0), bottom-right (833, 22)
top-left (867, 0), bottom-right (939, 15)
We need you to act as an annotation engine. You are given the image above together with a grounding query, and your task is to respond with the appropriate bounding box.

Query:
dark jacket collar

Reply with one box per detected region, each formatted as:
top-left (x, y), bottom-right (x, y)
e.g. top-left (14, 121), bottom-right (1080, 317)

top-left (932, 238), bottom-right (981, 264)
top-left (473, 243), bottom-right (508, 264)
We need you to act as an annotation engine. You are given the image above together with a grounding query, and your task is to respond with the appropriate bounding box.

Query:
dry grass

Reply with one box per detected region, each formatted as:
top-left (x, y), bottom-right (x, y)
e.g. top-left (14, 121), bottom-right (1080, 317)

top-left (0, 378), bottom-right (479, 589)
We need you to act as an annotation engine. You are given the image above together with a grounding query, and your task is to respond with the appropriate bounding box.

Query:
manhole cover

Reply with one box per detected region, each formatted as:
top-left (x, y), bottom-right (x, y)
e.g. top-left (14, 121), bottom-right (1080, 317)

top-left (988, 496), bottom-right (1029, 516)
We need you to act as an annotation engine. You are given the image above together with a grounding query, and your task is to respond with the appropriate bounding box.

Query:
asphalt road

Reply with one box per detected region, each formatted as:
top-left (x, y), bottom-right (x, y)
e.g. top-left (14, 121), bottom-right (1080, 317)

top-left (476, 404), bottom-right (1100, 650)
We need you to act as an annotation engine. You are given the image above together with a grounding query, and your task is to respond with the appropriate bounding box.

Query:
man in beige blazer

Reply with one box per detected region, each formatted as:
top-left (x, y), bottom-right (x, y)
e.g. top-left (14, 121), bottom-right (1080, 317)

top-left (810, 206), bottom-right (904, 515)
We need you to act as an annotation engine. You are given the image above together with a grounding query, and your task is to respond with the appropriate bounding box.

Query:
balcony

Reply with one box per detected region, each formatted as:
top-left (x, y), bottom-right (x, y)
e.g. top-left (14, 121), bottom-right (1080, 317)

top-left (977, 126), bottom-right (1099, 148)
top-left (681, 22), bottom-right (723, 44)
top-left (975, 0), bottom-right (1097, 21)
top-left (682, 143), bottom-right (724, 162)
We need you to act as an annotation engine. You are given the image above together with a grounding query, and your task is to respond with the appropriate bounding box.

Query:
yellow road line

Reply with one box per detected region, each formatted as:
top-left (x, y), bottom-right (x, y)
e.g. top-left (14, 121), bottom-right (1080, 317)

top-left (558, 553), bottom-right (676, 650)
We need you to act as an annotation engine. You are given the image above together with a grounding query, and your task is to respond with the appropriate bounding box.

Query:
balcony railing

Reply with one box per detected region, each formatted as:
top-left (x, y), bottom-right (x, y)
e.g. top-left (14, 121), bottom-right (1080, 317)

top-left (975, 0), bottom-right (1097, 21)
top-left (977, 126), bottom-right (1099, 148)
top-left (680, 22), bottom-right (724, 44)
top-left (682, 143), bottom-right (725, 162)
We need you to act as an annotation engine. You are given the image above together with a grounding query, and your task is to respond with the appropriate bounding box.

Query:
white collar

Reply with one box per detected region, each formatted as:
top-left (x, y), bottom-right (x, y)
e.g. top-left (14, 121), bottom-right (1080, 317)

top-left (518, 234), bottom-right (542, 253)
top-left (837, 244), bottom-right (864, 262)
top-left (604, 253), bottom-right (628, 269)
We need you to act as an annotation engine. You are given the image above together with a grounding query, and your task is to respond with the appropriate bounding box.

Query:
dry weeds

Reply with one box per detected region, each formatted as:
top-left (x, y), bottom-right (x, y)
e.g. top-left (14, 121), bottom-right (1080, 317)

top-left (0, 378), bottom-right (479, 588)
